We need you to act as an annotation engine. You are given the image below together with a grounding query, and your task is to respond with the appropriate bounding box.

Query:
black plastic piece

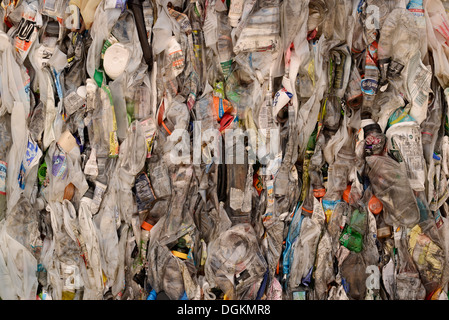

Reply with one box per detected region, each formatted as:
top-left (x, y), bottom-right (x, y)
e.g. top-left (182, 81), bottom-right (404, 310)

top-left (128, 0), bottom-right (153, 72)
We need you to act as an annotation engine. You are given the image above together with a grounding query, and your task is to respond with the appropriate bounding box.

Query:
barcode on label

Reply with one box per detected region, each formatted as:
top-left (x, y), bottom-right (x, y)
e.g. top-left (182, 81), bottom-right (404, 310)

top-left (415, 91), bottom-right (427, 107)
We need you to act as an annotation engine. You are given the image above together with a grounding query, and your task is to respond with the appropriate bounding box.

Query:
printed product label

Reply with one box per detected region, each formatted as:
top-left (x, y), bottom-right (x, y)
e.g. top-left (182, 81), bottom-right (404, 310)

top-left (105, 0), bottom-right (126, 11)
top-left (262, 180), bottom-right (275, 226)
top-left (52, 148), bottom-right (68, 179)
top-left (109, 131), bottom-right (119, 157)
top-left (407, 53), bottom-right (432, 118)
top-left (361, 78), bottom-right (378, 95)
top-left (168, 38), bottom-right (185, 76)
top-left (333, 52), bottom-right (347, 90)
top-left (91, 183), bottom-right (106, 213)
top-left (135, 172), bottom-right (156, 212)
top-left (273, 88), bottom-right (293, 108)
top-left (407, 0), bottom-right (425, 19)
top-left (435, 211), bottom-right (444, 229)
top-left (140, 119), bottom-right (157, 158)
top-left (18, 162), bottom-right (26, 189)
top-left (253, 173), bottom-right (263, 196)
top-left (213, 96), bottom-right (232, 121)
top-left (386, 122), bottom-right (425, 191)
top-left (43, 0), bottom-right (56, 11)
top-left (64, 91), bottom-right (85, 116)
top-left (220, 59), bottom-right (232, 78)
top-left (18, 138), bottom-right (42, 190)
top-left (25, 139), bottom-right (40, 167)
top-left (434, 13), bottom-right (449, 44)
top-left (15, 12), bottom-right (37, 60)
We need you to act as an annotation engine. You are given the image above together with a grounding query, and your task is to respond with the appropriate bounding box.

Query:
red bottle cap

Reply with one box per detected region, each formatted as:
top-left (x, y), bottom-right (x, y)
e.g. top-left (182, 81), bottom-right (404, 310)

top-left (313, 188), bottom-right (326, 198)
top-left (141, 221), bottom-right (154, 231)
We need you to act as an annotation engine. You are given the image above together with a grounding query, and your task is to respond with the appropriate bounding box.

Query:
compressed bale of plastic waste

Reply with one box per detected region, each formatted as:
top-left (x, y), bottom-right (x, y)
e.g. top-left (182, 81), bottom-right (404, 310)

top-left (3, 0), bottom-right (449, 302)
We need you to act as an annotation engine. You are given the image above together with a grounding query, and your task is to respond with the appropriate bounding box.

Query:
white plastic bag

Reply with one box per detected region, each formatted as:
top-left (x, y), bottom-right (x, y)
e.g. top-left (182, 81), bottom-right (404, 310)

top-left (0, 220), bottom-right (38, 300)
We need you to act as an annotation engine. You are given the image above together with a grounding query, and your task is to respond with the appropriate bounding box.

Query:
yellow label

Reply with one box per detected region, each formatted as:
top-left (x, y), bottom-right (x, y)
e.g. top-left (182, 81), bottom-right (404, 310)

top-left (325, 209), bottom-right (332, 223)
top-left (308, 59), bottom-right (316, 87)
top-left (172, 250), bottom-right (188, 260)
top-left (110, 105), bottom-right (117, 132)
top-left (109, 131), bottom-right (119, 157)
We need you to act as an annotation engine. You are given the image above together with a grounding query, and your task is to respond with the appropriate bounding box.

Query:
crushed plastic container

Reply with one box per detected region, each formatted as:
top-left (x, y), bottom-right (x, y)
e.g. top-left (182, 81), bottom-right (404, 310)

top-left (1, 0), bottom-right (449, 302)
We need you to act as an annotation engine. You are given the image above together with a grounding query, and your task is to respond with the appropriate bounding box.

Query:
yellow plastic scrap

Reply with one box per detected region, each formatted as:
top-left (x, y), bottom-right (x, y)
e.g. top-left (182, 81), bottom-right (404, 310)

top-left (408, 225), bottom-right (444, 283)
top-left (69, 0), bottom-right (102, 30)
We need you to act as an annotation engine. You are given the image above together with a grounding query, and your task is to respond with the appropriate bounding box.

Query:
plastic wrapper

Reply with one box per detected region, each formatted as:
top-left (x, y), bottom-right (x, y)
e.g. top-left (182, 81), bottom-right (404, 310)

top-left (287, 197), bottom-right (325, 297)
top-left (204, 223), bottom-right (267, 299)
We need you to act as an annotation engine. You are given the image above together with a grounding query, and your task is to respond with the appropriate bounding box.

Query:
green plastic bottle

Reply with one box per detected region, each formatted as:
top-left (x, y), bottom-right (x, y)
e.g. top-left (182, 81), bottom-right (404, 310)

top-left (339, 209), bottom-right (366, 253)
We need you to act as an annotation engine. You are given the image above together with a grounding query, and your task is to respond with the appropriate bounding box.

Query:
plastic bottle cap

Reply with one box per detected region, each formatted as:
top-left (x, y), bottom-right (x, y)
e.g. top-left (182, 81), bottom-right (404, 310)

top-left (76, 86), bottom-right (87, 99)
top-left (35, 198), bottom-right (45, 211)
top-left (369, 195), bottom-right (383, 214)
top-left (63, 183), bottom-right (75, 201)
top-left (103, 43), bottom-right (130, 80)
top-left (342, 185), bottom-right (351, 203)
top-left (313, 188), bottom-right (326, 198)
top-left (219, 113), bottom-right (234, 132)
top-left (141, 221), bottom-right (154, 231)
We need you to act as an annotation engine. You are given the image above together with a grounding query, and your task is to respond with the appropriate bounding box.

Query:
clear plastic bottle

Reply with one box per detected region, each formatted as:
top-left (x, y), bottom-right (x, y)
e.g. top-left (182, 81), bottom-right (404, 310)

top-left (217, 13), bottom-right (233, 78)
top-left (361, 42), bottom-right (379, 117)
top-left (228, 0), bottom-right (244, 27)
top-left (140, 214), bottom-right (158, 265)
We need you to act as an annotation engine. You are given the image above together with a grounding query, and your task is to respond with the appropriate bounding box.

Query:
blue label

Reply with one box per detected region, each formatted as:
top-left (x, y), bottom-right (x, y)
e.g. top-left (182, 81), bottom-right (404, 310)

top-left (273, 88), bottom-right (293, 108)
top-left (218, 98), bottom-right (224, 118)
top-left (26, 140), bottom-right (39, 166)
top-left (116, 0), bottom-right (127, 10)
top-left (357, 0), bottom-right (366, 13)
top-left (361, 78), bottom-right (378, 95)
top-left (52, 151), bottom-right (67, 179)
top-left (407, 0), bottom-right (424, 10)
top-left (18, 162), bottom-right (26, 190)
top-left (53, 69), bottom-right (63, 100)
